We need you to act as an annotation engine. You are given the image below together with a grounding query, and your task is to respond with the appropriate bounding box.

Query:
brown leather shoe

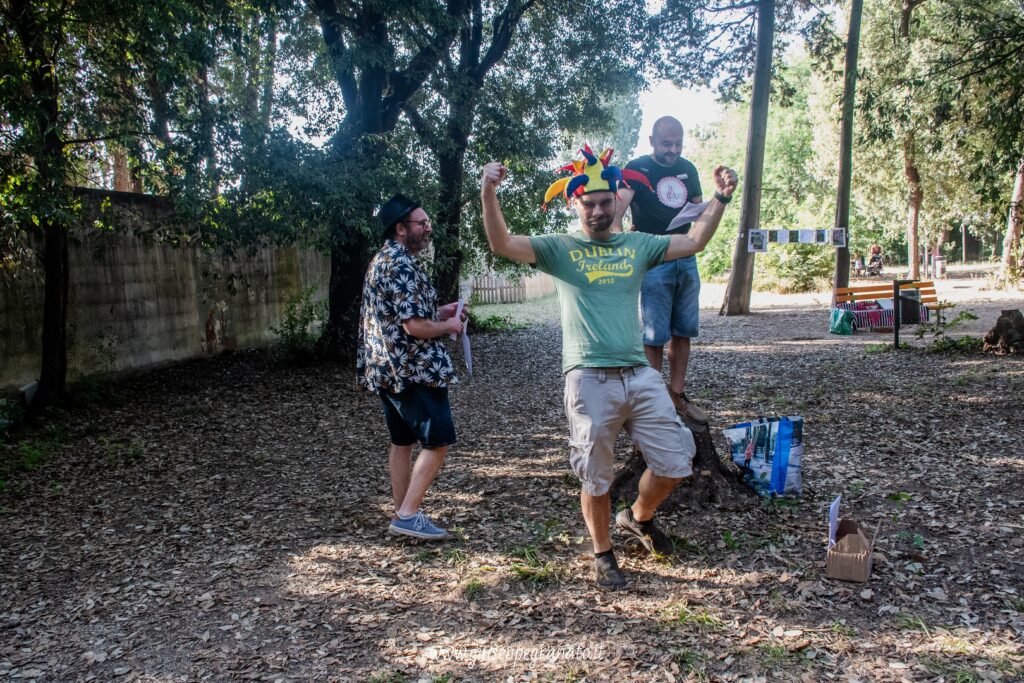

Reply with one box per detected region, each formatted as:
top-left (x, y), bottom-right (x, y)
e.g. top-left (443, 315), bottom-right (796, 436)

top-left (669, 389), bottom-right (708, 425)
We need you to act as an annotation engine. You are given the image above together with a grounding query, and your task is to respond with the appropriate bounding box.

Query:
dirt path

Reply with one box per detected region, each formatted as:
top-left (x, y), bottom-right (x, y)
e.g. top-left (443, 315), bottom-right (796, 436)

top-left (1, 276), bottom-right (1022, 682)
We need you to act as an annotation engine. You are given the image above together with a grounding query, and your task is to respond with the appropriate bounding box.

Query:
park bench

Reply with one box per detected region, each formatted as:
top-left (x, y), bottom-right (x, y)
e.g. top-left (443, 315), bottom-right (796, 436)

top-left (834, 280), bottom-right (953, 344)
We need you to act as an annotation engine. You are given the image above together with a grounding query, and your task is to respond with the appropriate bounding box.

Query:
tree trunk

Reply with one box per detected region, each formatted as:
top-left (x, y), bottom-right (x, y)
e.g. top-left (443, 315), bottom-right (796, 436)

top-left (998, 156), bottom-right (1024, 283)
top-left (320, 126), bottom-right (383, 359)
top-left (319, 240), bottom-right (370, 359)
top-left (434, 149), bottom-right (466, 304)
top-left (611, 416), bottom-right (753, 512)
top-left (110, 144), bottom-right (132, 192)
top-left (982, 309), bottom-right (1024, 354)
top-left (259, 16), bottom-right (277, 140)
top-left (198, 64), bottom-right (218, 190)
top-left (721, 0), bottom-right (774, 316)
top-left (12, 0), bottom-right (70, 407)
top-left (145, 72), bottom-right (173, 147)
top-left (904, 134), bottom-right (922, 279)
top-left (833, 0), bottom-right (863, 291)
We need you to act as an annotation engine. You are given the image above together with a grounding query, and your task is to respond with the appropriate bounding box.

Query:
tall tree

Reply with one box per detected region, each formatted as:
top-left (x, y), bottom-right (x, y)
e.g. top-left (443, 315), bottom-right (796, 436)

top-left (832, 0), bottom-right (863, 290)
top-left (401, 0), bottom-right (538, 303)
top-left (721, 0), bottom-right (775, 315)
top-left (0, 0), bottom-right (72, 406)
top-left (0, 0), bottom-right (250, 406)
top-left (404, 1), bottom-right (650, 302)
top-left (922, 0), bottom-right (1024, 283)
top-left (309, 0), bottom-right (469, 356)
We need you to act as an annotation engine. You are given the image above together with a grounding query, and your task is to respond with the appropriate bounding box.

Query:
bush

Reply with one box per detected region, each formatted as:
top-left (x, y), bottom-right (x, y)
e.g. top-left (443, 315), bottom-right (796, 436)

top-left (271, 286), bottom-right (326, 363)
top-left (466, 311), bottom-right (524, 333)
top-left (925, 335), bottom-right (983, 355)
top-left (0, 398), bottom-right (24, 431)
top-left (754, 244), bottom-right (835, 293)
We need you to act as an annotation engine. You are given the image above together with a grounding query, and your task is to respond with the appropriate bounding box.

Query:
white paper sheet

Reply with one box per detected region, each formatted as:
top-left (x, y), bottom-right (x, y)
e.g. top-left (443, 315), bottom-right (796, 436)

top-left (831, 228), bottom-right (847, 247)
top-left (799, 229), bottom-right (815, 244)
top-left (665, 201), bottom-right (709, 233)
top-left (747, 229), bottom-right (768, 253)
top-left (448, 299), bottom-right (472, 377)
top-left (776, 229), bottom-right (790, 245)
top-left (828, 495), bottom-right (841, 548)
top-left (462, 329), bottom-right (472, 377)
top-left (449, 300), bottom-right (465, 341)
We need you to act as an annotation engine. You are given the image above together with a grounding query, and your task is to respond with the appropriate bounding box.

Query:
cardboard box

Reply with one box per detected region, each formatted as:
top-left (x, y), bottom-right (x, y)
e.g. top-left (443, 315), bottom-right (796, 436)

top-left (826, 519), bottom-right (876, 582)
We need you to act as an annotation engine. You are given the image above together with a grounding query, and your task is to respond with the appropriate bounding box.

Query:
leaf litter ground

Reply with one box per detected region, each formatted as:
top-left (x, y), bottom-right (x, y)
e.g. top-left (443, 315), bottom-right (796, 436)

top-left (1, 276), bottom-right (1022, 682)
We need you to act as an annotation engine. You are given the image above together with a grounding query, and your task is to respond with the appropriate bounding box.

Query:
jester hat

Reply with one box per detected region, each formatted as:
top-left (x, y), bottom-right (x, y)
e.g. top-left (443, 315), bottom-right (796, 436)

top-left (542, 144), bottom-right (653, 208)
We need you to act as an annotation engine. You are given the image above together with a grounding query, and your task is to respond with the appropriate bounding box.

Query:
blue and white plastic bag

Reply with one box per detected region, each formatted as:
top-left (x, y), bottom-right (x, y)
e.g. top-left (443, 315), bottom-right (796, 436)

top-left (724, 416), bottom-right (804, 497)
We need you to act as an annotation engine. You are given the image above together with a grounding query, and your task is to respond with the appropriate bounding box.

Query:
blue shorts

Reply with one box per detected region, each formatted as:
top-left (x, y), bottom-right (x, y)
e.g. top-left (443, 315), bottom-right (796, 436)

top-left (378, 385), bottom-right (456, 449)
top-left (640, 256), bottom-right (700, 345)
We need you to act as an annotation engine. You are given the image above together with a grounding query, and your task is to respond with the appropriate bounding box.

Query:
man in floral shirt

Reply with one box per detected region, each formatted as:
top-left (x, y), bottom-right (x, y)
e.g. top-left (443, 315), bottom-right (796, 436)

top-left (358, 194), bottom-right (466, 540)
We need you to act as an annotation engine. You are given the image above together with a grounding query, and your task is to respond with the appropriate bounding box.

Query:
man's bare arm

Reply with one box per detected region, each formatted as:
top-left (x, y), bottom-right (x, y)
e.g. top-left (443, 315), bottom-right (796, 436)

top-left (612, 187), bottom-right (634, 233)
top-left (663, 166), bottom-right (738, 261)
top-left (403, 316), bottom-right (464, 339)
top-left (480, 162), bottom-right (536, 264)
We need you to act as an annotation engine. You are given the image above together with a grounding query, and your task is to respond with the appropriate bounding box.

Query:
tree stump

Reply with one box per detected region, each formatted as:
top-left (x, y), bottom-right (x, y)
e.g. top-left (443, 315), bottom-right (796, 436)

top-left (983, 309), bottom-right (1024, 355)
top-left (609, 416), bottom-right (756, 512)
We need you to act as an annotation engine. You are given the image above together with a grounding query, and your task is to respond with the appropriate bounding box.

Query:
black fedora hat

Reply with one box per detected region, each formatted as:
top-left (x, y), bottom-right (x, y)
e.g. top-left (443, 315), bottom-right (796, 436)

top-left (377, 194), bottom-right (420, 237)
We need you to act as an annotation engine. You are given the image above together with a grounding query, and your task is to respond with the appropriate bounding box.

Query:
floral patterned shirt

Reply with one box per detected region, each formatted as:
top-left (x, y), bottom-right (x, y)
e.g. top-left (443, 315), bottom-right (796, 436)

top-left (357, 240), bottom-right (457, 394)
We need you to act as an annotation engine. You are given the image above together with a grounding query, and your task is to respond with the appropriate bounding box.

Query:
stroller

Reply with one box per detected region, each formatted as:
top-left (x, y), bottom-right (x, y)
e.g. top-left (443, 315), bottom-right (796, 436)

top-left (865, 253), bottom-right (883, 277)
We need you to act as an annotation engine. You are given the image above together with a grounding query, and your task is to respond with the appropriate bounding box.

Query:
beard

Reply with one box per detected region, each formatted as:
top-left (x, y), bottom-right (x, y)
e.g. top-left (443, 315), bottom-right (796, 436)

top-left (654, 150), bottom-right (678, 165)
top-left (406, 232), bottom-right (431, 253)
top-left (584, 215), bottom-right (613, 233)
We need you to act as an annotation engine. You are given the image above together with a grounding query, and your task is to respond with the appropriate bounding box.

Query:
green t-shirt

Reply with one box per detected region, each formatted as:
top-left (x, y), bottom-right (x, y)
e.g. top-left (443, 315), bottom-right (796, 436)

top-left (529, 231), bottom-right (670, 372)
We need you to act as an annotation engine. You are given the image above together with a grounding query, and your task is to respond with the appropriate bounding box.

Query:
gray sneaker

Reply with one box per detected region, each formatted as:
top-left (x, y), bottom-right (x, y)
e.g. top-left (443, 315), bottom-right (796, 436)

top-left (389, 511), bottom-right (449, 540)
top-left (616, 508), bottom-right (674, 555)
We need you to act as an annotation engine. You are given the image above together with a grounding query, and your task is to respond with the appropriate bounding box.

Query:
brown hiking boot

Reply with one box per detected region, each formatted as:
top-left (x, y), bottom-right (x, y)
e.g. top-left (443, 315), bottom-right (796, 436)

top-left (669, 389), bottom-right (708, 425)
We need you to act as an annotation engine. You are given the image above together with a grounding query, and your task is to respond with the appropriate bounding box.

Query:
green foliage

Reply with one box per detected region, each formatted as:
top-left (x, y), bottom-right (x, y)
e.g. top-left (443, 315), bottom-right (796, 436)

top-left (886, 491), bottom-right (913, 522)
top-left (0, 399), bottom-right (25, 431)
top-left (666, 603), bottom-right (724, 632)
top-left (69, 373), bottom-right (123, 408)
top-left (913, 307), bottom-right (982, 354)
top-left (367, 673), bottom-right (406, 683)
top-left (466, 311), bottom-right (524, 333)
top-left (925, 335), bottom-right (983, 355)
top-left (689, 57), bottom-right (837, 289)
top-left (721, 530), bottom-right (744, 550)
top-left (463, 577), bottom-right (485, 601)
top-left (271, 286), bottom-right (326, 362)
top-left (508, 545), bottom-right (563, 585)
top-left (1, 425), bottom-right (67, 492)
top-left (755, 244), bottom-right (835, 293)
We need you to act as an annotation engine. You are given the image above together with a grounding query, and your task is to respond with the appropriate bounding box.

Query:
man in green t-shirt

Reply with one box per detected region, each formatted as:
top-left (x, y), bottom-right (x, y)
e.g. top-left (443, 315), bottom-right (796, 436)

top-left (480, 148), bottom-right (737, 589)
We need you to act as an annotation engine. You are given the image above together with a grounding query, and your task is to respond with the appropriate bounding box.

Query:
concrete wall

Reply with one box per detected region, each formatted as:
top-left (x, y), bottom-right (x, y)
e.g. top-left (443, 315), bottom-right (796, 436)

top-left (0, 190), bottom-right (329, 391)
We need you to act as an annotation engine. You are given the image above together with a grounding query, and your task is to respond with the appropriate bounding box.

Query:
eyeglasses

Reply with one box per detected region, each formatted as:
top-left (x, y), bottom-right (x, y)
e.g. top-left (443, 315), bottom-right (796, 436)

top-left (402, 218), bottom-right (431, 229)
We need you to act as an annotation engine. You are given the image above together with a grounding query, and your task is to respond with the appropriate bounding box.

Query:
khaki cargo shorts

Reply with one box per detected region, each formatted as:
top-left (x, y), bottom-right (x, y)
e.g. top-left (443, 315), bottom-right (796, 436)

top-left (563, 365), bottom-right (696, 496)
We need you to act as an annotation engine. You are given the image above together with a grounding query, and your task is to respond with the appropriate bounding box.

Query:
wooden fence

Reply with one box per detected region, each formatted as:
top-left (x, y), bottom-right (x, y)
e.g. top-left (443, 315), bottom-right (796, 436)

top-left (468, 272), bottom-right (554, 304)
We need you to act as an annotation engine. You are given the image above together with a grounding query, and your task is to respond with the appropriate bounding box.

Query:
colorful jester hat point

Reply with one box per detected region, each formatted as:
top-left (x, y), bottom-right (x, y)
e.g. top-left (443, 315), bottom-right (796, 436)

top-left (542, 144), bottom-right (654, 209)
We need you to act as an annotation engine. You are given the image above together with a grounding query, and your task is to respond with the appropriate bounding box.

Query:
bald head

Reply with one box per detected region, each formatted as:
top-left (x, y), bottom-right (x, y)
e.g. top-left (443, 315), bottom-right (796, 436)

top-left (652, 116), bottom-right (683, 137)
top-left (649, 116), bottom-right (684, 167)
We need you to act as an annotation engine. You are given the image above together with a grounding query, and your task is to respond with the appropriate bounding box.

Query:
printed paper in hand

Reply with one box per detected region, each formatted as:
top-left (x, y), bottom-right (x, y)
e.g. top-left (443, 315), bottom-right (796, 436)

top-left (828, 495), bottom-right (841, 548)
top-left (462, 328), bottom-right (472, 376)
top-left (449, 300), bottom-right (465, 341)
top-left (665, 201), bottom-right (708, 232)
top-left (449, 299), bottom-right (472, 377)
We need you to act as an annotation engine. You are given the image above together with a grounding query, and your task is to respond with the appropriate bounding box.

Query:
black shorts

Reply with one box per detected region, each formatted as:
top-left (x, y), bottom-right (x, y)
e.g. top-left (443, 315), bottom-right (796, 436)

top-left (378, 384), bottom-right (457, 449)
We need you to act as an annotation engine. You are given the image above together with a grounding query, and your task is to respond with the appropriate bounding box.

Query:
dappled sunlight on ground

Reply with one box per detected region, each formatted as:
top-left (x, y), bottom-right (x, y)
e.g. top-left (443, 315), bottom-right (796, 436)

top-left (0, 270), bottom-right (1021, 680)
